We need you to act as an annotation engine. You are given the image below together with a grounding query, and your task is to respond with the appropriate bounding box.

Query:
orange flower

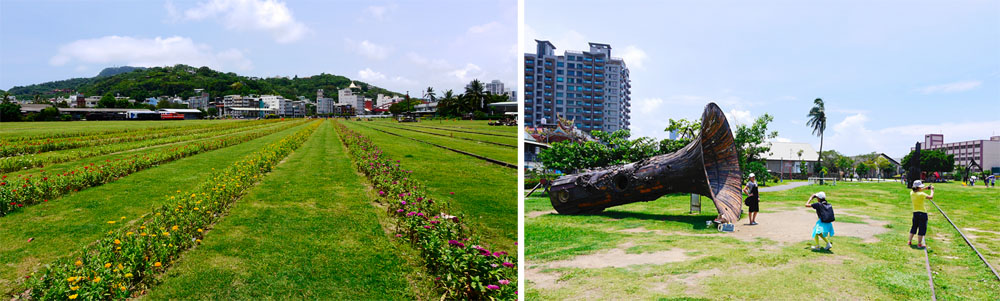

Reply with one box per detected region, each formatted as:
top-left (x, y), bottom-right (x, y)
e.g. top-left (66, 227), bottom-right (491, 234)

top-left (74, 260), bottom-right (82, 267)
top-left (154, 262), bottom-right (162, 267)
top-left (114, 239), bottom-right (121, 245)
top-left (104, 263), bottom-right (111, 268)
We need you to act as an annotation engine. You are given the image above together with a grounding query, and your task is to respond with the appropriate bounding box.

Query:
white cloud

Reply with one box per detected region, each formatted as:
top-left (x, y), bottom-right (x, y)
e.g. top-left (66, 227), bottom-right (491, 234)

top-left (364, 4), bottom-right (397, 21)
top-left (619, 45), bottom-right (648, 69)
top-left (49, 35), bottom-right (252, 70)
top-left (448, 63), bottom-right (484, 82)
top-left (825, 113), bottom-right (1000, 157)
top-left (345, 39), bottom-right (391, 60)
top-left (468, 21), bottom-right (502, 34)
top-left (358, 68), bottom-right (386, 81)
top-left (406, 52), bottom-right (451, 70)
top-left (916, 80), bottom-right (982, 94)
top-left (177, 0), bottom-right (309, 43)
top-left (724, 109), bottom-right (754, 126)
top-left (635, 97), bottom-right (664, 113)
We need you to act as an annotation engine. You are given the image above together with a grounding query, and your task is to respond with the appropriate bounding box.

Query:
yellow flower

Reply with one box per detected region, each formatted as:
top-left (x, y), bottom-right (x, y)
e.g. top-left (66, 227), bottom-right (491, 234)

top-left (126, 232), bottom-right (133, 236)
top-left (93, 277), bottom-right (101, 283)
top-left (104, 263), bottom-right (111, 268)
top-left (74, 260), bottom-right (82, 267)
top-left (154, 262), bottom-right (162, 267)
top-left (196, 239), bottom-right (202, 243)
top-left (140, 226), bottom-right (146, 229)
top-left (140, 233), bottom-right (147, 236)
top-left (193, 207), bottom-right (199, 211)
top-left (190, 194), bottom-right (196, 198)
top-left (171, 225), bottom-right (179, 231)
top-left (163, 232), bottom-right (170, 236)
top-left (120, 216), bottom-right (126, 220)
top-left (107, 221), bottom-right (115, 224)
top-left (117, 264), bottom-right (123, 270)
top-left (69, 294), bottom-right (78, 299)
top-left (66, 277), bottom-right (75, 283)
top-left (71, 286), bottom-right (79, 291)
top-left (120, 286), bottom-right (126, 291)
top-left (197, 228), bottom-right (203, 233)
top-left (124, 273), bottom-right (133, 278)
top-left (114, 239), bottom-right (121, 245)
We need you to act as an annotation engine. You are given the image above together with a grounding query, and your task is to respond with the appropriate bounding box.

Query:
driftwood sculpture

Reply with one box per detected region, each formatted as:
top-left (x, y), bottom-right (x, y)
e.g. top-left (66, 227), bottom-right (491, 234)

top-left (549, 102), bottom-right (745, 224)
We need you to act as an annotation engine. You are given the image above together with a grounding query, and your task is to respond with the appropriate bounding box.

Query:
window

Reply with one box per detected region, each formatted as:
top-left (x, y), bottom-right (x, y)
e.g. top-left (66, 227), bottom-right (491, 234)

top-left (556, 70), bottom-right (563, 75)
top-left (556, 77), bottom-right (563, 82)
top-left (557, 62), bottom-right (564, 67)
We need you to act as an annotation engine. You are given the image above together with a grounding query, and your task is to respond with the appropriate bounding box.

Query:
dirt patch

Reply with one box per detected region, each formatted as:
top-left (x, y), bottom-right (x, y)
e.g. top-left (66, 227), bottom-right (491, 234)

top-left (525, 266), bottom-right (564, 290)
top-left (617, 209), bottom-right (888, 244)
top-left (528, 210), bottom-right (557, 218)
top-left (541, 242), bottom-right (694, 269)
top-left (728, 209), bottom-right (888, 244)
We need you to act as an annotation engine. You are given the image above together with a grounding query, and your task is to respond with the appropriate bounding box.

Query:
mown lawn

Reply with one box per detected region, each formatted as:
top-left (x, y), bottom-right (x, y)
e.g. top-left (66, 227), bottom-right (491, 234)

top-left (0, 119), bottom-right (242, 138)
top-left (375, 122), bottom-right (517, 146)
top-left (341, 121), bottom-right (517, 252)
top-left (149, 121), bottom-right (431, 299)
top-left (0, 123), bottom-right (309, 293)
top-left (525, 181), bottom-right (1000, 300)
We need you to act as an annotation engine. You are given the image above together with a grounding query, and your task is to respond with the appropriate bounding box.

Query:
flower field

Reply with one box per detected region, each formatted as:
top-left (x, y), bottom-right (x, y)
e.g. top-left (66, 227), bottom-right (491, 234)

top-left (2, 118), bottom-right (517, 300)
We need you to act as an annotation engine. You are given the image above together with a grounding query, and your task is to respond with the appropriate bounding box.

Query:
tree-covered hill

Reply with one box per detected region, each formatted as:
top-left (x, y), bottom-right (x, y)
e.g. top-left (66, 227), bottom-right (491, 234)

top-left (6, 64), bottom-right (402, 101)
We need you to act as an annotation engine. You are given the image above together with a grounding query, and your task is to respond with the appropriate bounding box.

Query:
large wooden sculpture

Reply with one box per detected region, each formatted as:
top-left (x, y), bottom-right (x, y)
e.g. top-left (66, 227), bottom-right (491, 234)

top-left (549, 102), bottom-right (745, 224)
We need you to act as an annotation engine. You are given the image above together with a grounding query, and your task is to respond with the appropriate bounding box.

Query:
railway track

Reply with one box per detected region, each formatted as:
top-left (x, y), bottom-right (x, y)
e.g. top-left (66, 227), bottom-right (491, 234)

top-left (350, 122), bottom-right (515, 169)
top-left (371, 124), bottom-right (516, 148)
top-left (405, 124), bottom-right (518, 138)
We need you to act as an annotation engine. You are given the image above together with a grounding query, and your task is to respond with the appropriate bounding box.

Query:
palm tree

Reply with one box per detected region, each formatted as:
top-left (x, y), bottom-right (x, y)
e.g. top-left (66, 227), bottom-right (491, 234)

top-left (465, 79), bottom-right (485, 111)
top-left (424, 87), bottom-right (436, 102)
top-left (807, 98), bottom-right (826, 182)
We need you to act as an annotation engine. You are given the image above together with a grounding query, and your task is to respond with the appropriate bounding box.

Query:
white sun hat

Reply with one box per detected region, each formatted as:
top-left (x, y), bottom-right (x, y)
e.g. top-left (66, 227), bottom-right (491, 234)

top-left (913, 180), bottom-right (925, 188)
top-left (815, 191), bottom-right (826, 199)
top-left (748, 173), bottom-right (756, 178)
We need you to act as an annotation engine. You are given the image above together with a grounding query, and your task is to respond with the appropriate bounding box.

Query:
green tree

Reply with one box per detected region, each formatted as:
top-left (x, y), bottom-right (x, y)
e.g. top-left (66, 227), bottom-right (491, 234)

top-left (734, 113), bottom-right (778, 179)
top-left (97, 93), bottom-right (117, 108)
top-left (0, 99), bottom-right (22, 122)
top-left (538, 129), bottom-right (664, 173)
top-left (464, 79), bottom-right (486, 111)
top-left (807, 98), bottom-right (827, 177)
top-left (902, 149), bottom-right (954, 174)
top-left (424, 86), bottom-right (436, 102)
top-left (206, 107), bottom-right (219, 116)
top-left (856, 161), bottom-right (869, 179)
top-left (835, 156), bottom-right (853, 180)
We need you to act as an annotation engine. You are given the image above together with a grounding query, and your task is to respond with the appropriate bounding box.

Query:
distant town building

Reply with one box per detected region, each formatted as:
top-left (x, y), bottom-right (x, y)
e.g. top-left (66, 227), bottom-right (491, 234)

top-left (338, 82), bottom-right (364, 115)
top-left (84, 96), bottom-right (101, 108)
top-left (524, 40), bottom-right (631, 133)
top-left (914, 134), bottom-right (1000, 174)
top-left (187, 90), bottom-right (209, 110)
top-left (764, 142), bottom-right (819, 176)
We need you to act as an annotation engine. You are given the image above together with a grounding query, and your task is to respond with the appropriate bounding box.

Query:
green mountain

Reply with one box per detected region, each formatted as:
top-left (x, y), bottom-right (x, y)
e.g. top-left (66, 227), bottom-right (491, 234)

top-left (6, 64), bottom-right (402, 101)
top-left (96, 66), bottom-right (145, 78)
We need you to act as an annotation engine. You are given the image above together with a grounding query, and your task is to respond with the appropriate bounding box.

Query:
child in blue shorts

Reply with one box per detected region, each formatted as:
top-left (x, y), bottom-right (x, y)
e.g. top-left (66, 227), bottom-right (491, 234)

top-left (805, 191), bottom-right (836, 250)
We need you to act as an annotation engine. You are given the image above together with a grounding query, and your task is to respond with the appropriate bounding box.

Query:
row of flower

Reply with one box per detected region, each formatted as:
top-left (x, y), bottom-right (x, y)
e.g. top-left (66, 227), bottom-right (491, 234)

top-left (333, 121), bottom-right (516, 300)
top-left (0, 120), bottom-right (308, 217)
top-left (22, 121), bottom-right (321, 300)
top-left (0, 119), bottom-right (281, 157)
top-left (0, 120), bottom-right (286, 173)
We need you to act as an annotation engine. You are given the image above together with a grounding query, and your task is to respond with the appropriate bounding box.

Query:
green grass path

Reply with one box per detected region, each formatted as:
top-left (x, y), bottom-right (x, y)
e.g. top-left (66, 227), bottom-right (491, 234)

top-left (148, 121), bottom-right (423, 299)
top-left (0, 123), bottom-right (308, 293)
top-left (354, 122), bottom-right (516, 165)
top-left (341, 121), bottom-right (516, 252)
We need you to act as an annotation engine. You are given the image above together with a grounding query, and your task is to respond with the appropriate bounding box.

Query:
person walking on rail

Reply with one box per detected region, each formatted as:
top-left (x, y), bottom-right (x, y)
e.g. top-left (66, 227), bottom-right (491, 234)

top-left (908, 180), bottom-right (934, 249)
top-left (805, 192), bottom-right (836, 250)
top-left (743, 173), bottom-right (760, 225)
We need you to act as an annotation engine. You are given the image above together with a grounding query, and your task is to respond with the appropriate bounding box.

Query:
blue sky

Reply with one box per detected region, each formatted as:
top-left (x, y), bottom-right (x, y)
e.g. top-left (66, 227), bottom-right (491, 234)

top-left (526, 0), bottom-right (1000, 158)
top-left (1, 0), bottom-right (516, 97)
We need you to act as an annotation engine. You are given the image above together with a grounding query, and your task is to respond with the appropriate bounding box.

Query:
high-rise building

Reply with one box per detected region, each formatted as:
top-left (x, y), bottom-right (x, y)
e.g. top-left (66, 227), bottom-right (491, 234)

top-left (338, 82), bottom-right (364, 115)
top-left (524, 40), bottom-right (631, 132)
top-left (485, 80), bottom-right (506, 96)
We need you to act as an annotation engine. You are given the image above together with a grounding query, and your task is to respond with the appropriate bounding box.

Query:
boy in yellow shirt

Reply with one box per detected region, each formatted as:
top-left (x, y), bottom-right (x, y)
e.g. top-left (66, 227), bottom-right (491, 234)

top-left (908, 180), bottom-right (934, 248)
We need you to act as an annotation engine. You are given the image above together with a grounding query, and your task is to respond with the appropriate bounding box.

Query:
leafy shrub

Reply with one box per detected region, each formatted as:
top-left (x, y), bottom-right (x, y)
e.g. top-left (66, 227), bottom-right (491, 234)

top-left (334, 121), bottom-right (515, 299)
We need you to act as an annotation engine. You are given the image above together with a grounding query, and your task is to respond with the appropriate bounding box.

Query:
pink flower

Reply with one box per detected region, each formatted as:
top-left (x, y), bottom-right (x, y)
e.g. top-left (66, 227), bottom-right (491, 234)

top-left (429, 220), bottom-right (440, 224)
top-left (395, 234), bottom-right (402, 237)
top-left (448, 240), bottom-right (465, 248)
top-left (378, 191), bottom-right (385, 195)
top-left (406, 212), bottom-right (416, 216)
top-left (499, 279), bottom-right (510, 285)
top-left (493, 251), bottom-right (506, 257)
top-left (487, 285), bottom-right (500, 290)
top-left (423, 225), bottom-right (432, 229)
top-left (396, 209), bottom-right (404, 213)
top-left (502, 262), bottom-right (514, 268)
top-left (449, 192), bottom-right (455, 195)
top-left (401, 201), bottom-right (406, 205)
